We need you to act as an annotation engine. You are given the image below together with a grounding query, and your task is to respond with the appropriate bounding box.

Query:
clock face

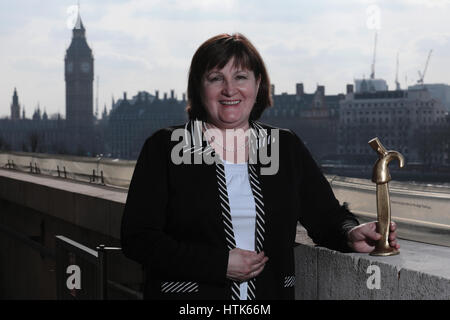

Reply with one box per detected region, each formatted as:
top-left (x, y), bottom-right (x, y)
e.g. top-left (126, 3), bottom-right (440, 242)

top-left (81, 62), bottom-right (90, 72)
top-left (67, 62), bottom-right (73, 73)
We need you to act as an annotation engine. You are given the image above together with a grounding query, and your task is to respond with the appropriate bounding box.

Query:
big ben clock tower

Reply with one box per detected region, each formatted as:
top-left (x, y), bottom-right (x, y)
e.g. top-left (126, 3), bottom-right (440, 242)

top-left (64, 10), bottom-right (94, 153)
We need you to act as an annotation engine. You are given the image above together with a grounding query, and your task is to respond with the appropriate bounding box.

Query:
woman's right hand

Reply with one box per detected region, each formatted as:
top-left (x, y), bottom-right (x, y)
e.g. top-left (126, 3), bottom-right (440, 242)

top-left (226, 248), bottom-right (269, 282)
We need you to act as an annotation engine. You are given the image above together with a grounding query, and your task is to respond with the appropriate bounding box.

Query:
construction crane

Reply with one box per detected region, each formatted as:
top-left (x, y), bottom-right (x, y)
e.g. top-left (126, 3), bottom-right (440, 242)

top-left (395, 51), bottom-right (400, 90)
top-left (370, 31), bottom-right (378, 79)
top-left (417, 49), bottom-right (433, 85)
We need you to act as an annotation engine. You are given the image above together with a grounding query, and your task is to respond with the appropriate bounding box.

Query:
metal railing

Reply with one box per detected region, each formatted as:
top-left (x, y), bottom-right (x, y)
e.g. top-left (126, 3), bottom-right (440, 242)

top-left (56, 235), bottom-right (103, 300)
top-left (55, 235), bottom-right (143, 300)
top-left (0, 151), bottom-right (134, 188)
top-left (0, 222), bottom-right (143, 299)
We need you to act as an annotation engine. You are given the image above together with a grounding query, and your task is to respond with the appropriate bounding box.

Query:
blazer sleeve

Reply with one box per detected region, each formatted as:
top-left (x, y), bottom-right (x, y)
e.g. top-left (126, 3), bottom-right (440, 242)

top-left (291, 131), bottom-right (360, 252)
top-left (120, 129), bottom-right (229, 284)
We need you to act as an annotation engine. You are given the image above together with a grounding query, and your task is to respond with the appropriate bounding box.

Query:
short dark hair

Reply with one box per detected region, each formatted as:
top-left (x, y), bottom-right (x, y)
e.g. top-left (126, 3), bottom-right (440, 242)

top-left (186, 33), bottom-right (272, 121)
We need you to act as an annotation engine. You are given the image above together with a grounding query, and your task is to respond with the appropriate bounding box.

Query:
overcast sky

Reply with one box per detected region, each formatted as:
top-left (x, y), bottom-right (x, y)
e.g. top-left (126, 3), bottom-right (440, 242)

top-left (1, 0), bottom-right (450, 118)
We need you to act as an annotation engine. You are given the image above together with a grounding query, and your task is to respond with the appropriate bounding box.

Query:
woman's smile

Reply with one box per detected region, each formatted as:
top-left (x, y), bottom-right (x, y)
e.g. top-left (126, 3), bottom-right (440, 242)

top-left (220, 99), bottom-right (241, 106)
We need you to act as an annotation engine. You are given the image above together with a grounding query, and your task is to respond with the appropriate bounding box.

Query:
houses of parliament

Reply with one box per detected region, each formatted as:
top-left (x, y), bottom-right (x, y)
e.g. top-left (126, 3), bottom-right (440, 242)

top-left (0, 11), bottom-right (187, 158)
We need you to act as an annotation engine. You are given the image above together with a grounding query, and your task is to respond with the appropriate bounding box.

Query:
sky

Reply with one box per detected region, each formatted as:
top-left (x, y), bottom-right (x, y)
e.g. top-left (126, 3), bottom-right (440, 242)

top-left (1, 0), bottom-right (450, 118)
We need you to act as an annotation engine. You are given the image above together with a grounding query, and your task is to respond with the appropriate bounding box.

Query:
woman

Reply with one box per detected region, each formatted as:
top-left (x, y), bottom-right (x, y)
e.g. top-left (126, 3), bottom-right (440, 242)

top-left (120, 33), bottom-right (400, 300)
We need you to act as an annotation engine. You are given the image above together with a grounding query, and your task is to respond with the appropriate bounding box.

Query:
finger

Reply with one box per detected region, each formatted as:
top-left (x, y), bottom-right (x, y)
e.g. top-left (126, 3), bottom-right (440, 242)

top-left (357, 243), bottom-right (375, 253)
top-left (357, 221), bottom-right (377, 234)
top-left (349, 222), bottom-right (377, 241)
top-left (250, 251), bottom-right (266, 265)
top-left (390, 221), bottom-right (397, 232)
top-left (390, 240), bottom-right (400, 249)
top-left (364, 224), bottom-right (381, 241)
top-left (389, 231), bottom-right (397, 241)
top-left (247, 259), bottom-right (266, 280)
top-left (239, 249), bottom-right (260, 262)
top-left (250, 256), bottom-right (269, 272)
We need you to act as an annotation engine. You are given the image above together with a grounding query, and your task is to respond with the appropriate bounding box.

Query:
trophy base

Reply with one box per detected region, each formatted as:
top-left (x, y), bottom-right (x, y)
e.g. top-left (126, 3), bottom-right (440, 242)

top-left (370, 247), bottom-right (399, 257)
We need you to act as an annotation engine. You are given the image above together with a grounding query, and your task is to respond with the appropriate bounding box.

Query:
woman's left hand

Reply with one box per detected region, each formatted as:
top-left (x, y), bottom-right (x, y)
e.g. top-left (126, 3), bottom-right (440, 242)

top-left (347, 221), bottom-right (400, 253)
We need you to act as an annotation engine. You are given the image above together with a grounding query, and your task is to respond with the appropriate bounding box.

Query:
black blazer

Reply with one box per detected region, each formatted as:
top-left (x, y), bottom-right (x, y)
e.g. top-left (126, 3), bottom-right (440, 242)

top-left (120, 120), bottom-right (359, 300)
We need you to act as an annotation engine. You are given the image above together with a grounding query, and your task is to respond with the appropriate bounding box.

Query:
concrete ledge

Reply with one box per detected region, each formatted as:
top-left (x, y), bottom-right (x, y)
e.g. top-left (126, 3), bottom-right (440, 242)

top-left (295, 238), bottom-right (450, 299)
top-left (0, 169), bottom-right (126, 239)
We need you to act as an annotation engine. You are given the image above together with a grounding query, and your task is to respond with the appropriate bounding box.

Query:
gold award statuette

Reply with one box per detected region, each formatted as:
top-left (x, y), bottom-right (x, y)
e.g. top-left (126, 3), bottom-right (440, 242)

top-left (368, 137), bottom-right (405, 256)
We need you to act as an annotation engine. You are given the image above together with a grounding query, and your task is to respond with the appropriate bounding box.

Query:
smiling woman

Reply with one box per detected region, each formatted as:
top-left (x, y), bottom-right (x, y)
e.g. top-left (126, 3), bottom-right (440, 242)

top-left (120, 33), bottom-right (396, 301)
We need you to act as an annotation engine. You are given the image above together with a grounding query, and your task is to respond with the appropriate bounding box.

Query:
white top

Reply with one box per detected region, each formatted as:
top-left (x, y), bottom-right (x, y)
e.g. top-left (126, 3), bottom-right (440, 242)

top-left (223, 160), bottom-right (257, 300)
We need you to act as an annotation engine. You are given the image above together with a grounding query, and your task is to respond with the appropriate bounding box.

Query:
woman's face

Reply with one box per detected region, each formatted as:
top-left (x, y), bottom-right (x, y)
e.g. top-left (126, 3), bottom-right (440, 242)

top-left (201, 57), bottom-right (260, 130)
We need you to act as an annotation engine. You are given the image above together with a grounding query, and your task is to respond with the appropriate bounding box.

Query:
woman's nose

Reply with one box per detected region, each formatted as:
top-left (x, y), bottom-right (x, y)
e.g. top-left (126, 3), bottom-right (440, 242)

top-left (221, 79), bottom-right (237, 96)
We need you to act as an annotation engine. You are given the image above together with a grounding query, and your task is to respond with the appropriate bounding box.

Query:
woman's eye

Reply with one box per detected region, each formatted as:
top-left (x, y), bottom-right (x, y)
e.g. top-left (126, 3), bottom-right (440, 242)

top-left (209, 76), bottom-right (222, 82)
top-left (236, 75), bottom-right (248, 80)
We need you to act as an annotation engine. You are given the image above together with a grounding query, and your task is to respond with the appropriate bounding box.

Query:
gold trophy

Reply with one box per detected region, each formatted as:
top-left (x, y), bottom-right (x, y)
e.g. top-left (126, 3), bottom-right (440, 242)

top-left (368, 137), bottom-right (405, 256)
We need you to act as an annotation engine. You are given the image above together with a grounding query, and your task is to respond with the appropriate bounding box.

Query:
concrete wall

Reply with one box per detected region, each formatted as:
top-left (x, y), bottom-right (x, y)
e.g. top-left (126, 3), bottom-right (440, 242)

top-left (0, 169), bottom-right (142, 299)
top-left (294, 234), bottom-right (450, 299)
top-left (1, 168), bottom-right (449, 299)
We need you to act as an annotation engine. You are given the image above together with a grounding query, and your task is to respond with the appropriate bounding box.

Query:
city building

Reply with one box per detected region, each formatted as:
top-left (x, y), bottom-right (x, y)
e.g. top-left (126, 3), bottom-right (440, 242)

top-left (408, 83), bottom-right (450, 112)
top-left (105, 91), bottom-right (187, 159)
top-left (10, 88), bottom-right (20, 120)
top-left (339, 86), bottom-right (449, 165)
top-left (0, 11), bottom-right (100, 156)
top-left (0, 93), bottom-right (66, 153)
top-left (261, 83), bottom-right (345, 161)
top-left (64, 10), bottom-right (95, 154)
top-left (354, 78), bottom-right (389, 93)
